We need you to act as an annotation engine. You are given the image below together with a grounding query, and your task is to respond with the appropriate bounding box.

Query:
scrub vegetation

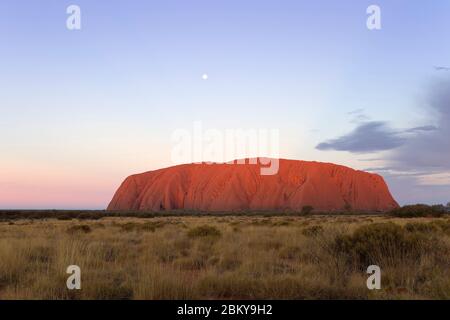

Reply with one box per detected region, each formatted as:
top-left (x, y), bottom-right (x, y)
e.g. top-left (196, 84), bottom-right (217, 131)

top-left (0, 212), bottom-right (449, 299)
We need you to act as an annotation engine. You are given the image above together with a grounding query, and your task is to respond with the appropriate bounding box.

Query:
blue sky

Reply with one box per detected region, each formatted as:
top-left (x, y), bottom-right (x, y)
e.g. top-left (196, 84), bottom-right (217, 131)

top-left (1, 0), bottom-right (450, 208)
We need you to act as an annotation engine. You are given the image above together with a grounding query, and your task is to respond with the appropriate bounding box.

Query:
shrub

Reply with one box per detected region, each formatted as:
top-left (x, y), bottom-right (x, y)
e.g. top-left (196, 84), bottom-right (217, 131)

top-left (344, 204), bottom-right (353, 212)
top-left (279, 245), bottom-right (302, 260)
top-left (271, 220), bottom-right (291, 227)
top-left (333, 223), bottom-right (436, 269)
top-left (57, 215), bottom-right (73, 221)
top-left (302, 225), bottom-right (324, 237)
top-left (249, 219), bottom-right (272, 226)
top-left (153, 242), bottom-right (179, 263)
top-left (301, 206), bottom-right (314, 216)
top-left (430, 220), bottom-right (450, 236)
top-left (187, 225), bottom-right (221, 239)
top-left (176, 254), bottom-right (211, 271)
top-left (390, 204), bottom-right (445, 218)
top-left (119, 221), bottom-right (165, 232)
top-left (28, 246), bottom-right (54, 263)
top-left (67, 224), bottom-right (92, 234)
top-left (217, 256), bottom-right (242, 272)
top-left (77, 212), bottom-right (103, 220)
top-left (405, 222), bottom-right (438, 233)
top-left (88, 273), bottom-right (134, 300)
top-left (141, 221), bottom-right (165, 232)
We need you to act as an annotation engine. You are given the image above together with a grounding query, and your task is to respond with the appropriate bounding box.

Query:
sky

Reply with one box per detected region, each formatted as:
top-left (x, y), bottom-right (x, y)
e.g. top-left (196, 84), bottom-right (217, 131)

top-left (1, 0), bottom-right (450, 209)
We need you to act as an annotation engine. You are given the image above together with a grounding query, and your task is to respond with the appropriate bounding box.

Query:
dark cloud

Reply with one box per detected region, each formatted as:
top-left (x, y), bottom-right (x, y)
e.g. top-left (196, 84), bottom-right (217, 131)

top-left (316, 78), bottom-right (450, 160)
top-left (316, 77), bottom-right (450, 204)
top-left (316, 121), bottom-right (405, 153)
top-left (316, 122), bottom-right (438, 154)
top-left (390, 78), bottom-right (450, 170)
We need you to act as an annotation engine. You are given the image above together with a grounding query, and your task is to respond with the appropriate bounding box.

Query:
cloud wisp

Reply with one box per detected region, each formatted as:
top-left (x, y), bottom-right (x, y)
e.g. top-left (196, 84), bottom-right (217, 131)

top-left (434, 66), bottom-right (450, 71)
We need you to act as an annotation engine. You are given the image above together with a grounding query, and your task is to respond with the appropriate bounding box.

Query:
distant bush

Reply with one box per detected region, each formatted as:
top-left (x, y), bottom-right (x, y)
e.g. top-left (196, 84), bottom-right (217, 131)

top-left (344, 204), bottom-right (353, 212)
top-left (271, 220), bottom-right (291, 227)
top-left (300, 206), bottom-right (314, 216)
top-left (57, 215), bottom-right (73, 221)
top-left (76, 212), bottom-right (103, 220)
top-left (187, 225), bottom-right (221, 239)
top-left (389, 204), bottom-right (446, 218)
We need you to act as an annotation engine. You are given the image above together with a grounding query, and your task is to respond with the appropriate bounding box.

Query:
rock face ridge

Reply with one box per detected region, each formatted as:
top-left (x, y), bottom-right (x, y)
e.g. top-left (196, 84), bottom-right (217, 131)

top-left (107, 159), bottom-right (399, 212)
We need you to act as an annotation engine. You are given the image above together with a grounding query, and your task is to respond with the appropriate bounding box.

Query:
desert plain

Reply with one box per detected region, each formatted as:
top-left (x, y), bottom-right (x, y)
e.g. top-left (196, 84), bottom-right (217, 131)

top-left (0, 211), bottom-right (449, 300)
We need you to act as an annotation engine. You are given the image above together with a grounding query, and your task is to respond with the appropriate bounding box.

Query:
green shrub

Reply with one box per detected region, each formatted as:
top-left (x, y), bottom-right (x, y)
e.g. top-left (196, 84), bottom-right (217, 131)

top-left (76, 212), bottom-right (102, 220)
top-left (187, 225), bottom-right (221, 239)
top-left (301, 206), bottom-right (314, 216)
top-left (119, 222), bottom-right (137, 232)
top-left (67, 225), bottom-right (92, 234)
top-left (271, 220), bottom-right (291, 227)
top-left (333, 223), bottom-right (436, 269)
top-left (141, 221), bottom-right (166, 231)
top-left (430, 220), bottom-right (450, 236)
top-left (119, 221), bottom-right (166, 232)
top-left (344, 204), bottom-right (353, 212)
top-left (405, 222), bottom-right (438, 233)
top-left (57, 215), bottom-right (73, 221)
top-left (390, 204), bottom-right (445, 218)
top-left (302, 225), bottom-right (324, 237)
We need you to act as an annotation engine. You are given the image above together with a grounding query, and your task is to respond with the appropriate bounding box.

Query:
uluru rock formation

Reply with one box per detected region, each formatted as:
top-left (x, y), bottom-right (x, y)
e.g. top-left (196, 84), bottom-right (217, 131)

top-left (107, 159), bottom-right (399, 212)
